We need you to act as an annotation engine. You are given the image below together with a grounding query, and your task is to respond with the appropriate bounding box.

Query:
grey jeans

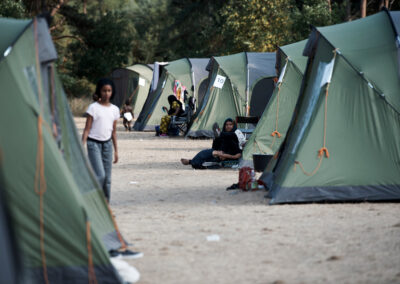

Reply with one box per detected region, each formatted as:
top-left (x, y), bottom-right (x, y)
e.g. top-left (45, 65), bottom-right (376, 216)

top-left (87, 138), bottom-right (113, 201)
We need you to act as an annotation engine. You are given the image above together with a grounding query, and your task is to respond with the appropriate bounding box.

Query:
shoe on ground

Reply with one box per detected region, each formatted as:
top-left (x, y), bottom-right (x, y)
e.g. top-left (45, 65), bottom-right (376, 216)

top-left (110, 249), bottom-right (143, 259)
top-left (119, 249), bottom-right (143, 260)
top-left (109, 249), bottom-right (122, 259)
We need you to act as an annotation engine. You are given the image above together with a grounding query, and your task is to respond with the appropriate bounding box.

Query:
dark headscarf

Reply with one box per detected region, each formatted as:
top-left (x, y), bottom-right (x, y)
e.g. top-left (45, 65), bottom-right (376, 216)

top-left (167, 95), bottom-right (183, 116)
top-left (212, 117), bottom-right (241, 155)
top-left (222, 118), bottom-right (237, 133)
top-left (168, 95), bottom-right (177, 105)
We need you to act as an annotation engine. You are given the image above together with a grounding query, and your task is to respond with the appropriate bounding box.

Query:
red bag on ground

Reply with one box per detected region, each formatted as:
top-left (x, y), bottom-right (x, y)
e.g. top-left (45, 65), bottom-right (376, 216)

top-left (238, 167), bottom-right (252, 191)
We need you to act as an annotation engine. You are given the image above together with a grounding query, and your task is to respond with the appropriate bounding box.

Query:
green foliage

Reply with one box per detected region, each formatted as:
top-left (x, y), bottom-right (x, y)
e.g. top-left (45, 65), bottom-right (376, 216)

top-left (159, 0), bottom-right (229, 59)
top-left (60, 5), bottom-right (135, 84)
top-left (291, 0), bottom-right (346, 40)
top-left (58, 72), bottom-right (94, 98)
top-left (221, 0), bottom-right (347, 53)
top-left (221, 0), bottom-right (295, 52)
top-left (127, 0), bottom-right (171, 62)
top-left (0, 0), bottom-right (27, 18)
top-left (3, 0), bottom-right (396, 100)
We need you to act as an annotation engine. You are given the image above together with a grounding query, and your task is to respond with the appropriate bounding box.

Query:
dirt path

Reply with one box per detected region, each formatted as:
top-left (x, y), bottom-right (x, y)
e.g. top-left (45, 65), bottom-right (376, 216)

top-left (75, 117), bottom-right (400, 284)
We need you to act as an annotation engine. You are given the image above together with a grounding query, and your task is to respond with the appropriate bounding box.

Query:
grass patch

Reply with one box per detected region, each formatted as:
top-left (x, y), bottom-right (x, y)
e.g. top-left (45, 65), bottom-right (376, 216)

top-left (68, 96), bottom-right (92, 117)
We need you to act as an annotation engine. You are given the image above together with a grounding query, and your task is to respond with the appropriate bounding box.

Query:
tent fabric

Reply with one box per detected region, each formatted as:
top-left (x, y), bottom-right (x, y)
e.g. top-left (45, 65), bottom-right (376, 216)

top-left (187, 52), bottom-right (277, 138)
top-left (241, 40), bottom-right (308, 165)
top-left (0, 18), bottom-right (31, 57)
top-left (150, 61), bottom-right (168, 92)
top-left (0, 17), bottom-right (123, 283)
top-left (126, 64), bottom-right (153, 116)
top-left (388, 11), bottom-right (400, 79)
top-left (110, 64), bottom-right (153, 117)
top-left (261, 11), bottom-right (400, 204)
top-left (189, 58), bottom-right (209, 109)
top-left (0, 178), bottom-right (21, 284)
top-left (133, 58), bottom-right (208, 131)
top-left (247, 52), bottom-right (276, 88)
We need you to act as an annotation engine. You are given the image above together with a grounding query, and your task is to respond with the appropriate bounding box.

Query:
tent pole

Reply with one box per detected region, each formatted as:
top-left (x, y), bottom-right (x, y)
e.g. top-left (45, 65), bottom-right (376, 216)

top-left (245, 52), bottom-right (250, 117)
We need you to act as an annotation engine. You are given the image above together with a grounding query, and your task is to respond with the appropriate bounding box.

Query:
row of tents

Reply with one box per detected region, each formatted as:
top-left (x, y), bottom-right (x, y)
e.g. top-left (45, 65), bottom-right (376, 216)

top-left (1, 8), bottom-right (399, 283)
top-left (113, 10), bottom-right (400, 205)
top-left (110, 52), bottom-right (278, 136)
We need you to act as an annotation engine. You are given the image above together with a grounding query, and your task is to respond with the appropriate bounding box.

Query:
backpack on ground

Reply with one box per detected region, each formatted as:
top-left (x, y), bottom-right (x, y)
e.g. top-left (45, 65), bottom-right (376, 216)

top-left (238, 167), bottom-right (253, 191)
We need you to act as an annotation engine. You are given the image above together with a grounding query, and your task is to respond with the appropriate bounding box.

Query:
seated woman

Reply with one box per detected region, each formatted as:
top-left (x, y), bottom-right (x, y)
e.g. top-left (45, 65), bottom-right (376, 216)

top-left (181, 118), bottom-right (245, 169)
top-left (159, 95), bottom-right (183, 136)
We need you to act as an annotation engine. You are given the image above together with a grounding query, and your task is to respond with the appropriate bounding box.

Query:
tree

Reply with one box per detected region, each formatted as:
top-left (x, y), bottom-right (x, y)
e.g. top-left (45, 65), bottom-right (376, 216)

top-left (159, 0), bottom-right (230, 59)
top-left (291, 0), bottom-right (346, 40)
top-left (60, 5), bottom-right (134, 82)
top-left (0, 0), bottom-right (27, 18)
top-left (221, 0), bottom-right (296, 52)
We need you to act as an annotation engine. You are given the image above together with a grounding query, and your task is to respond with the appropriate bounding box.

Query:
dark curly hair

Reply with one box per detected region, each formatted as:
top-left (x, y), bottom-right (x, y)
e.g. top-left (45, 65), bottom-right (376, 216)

top-left (95, 78), bottom-right (116, 101)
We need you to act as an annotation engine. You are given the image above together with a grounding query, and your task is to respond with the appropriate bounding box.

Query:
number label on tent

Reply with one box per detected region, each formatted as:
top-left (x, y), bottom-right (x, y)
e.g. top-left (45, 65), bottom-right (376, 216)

top-left (139, 77), bottom-right (146, 86)
top-left (213, 75), bottom-right (226, 89)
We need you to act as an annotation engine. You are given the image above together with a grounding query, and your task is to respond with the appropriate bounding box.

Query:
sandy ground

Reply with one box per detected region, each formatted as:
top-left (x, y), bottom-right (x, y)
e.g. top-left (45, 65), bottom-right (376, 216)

top-left (75, 117), bottom-right (400, 284)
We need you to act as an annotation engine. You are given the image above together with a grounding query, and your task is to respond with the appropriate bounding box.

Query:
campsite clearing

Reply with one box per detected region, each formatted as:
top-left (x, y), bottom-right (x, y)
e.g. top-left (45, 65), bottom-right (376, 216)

top-left (75, 117), bottom-right (400, 284)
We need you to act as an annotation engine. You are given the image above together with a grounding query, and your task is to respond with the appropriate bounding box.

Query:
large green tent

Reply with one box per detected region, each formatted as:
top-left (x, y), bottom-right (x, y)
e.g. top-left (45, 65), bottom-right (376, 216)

top-left (241, 40), bottom-right (308, 165)
top-left (187, 52), bottom-right (276, 138)
top-left (0, 17), bottom-right (123, 282)
top-left (110, 64), bottom-right (153, 116)
top-left (133, 58), bottom-right (209, 131)
top-left (262, 10), bottom-right (400, 204)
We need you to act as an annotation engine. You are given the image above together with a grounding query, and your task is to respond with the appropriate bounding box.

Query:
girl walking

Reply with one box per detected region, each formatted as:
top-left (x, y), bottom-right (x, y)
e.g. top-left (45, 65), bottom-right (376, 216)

top-left (82, 78), bottom-right (120, 202)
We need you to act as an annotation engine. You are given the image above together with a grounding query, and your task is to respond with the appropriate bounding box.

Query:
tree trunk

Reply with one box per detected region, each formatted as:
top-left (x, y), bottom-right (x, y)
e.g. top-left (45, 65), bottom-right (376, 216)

top-left (50, 0), bottom-right (64, 17)
top-left (327, 0), bottom-right (331, 12)
top-left (379, 0), bottom-right (389, 9)
top-left (346, 0), bottom-right (351, 21)
top-left (360, 0), bottom-right (366, 18)
top-left (83, 0), bottom-right (87, 14)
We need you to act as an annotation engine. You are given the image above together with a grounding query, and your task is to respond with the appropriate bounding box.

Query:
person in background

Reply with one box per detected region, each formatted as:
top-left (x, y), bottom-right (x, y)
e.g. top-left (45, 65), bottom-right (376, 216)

top-left (121, 99), bottom-right (134, 131)
top-left (82, 78), bottom-right (120, 202)
top-left (83, 79), bottom-right (144, 260)
top-left (158, 95), bottom-right (183, 136)
top-left (180, 118), bottom-right (244, 169)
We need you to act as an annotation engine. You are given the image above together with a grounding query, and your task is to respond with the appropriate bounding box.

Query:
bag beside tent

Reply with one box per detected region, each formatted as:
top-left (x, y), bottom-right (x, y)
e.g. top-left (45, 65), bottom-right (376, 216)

top-left (262, 10), bottom-right (400, 204)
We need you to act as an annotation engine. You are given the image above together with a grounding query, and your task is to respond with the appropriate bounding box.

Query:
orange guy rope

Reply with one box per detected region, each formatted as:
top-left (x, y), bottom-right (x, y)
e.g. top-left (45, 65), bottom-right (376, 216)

top-left (293, 50), bottom-right (337, 176)
top-left (34, 18), bottom-right (50, 284)
top-left (270, 59), bottom-right (288, 148)
top-left (86, 221), bottom-right (98, 284)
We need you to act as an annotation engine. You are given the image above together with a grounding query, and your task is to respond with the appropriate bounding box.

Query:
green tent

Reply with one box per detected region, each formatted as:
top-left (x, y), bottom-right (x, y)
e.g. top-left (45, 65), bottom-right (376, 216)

top-left (262, 10), bottom-right (400, 204)
top-left (0, 17), bottom-right (123, 282)
top-left (110, 64), bottom-right (153, 116)
top-left (133, 58), bottom-right (209, 131)
top-left (187, 52), bottom-right (276, 138)
top-left (241, 40), bottom-right (308, 165)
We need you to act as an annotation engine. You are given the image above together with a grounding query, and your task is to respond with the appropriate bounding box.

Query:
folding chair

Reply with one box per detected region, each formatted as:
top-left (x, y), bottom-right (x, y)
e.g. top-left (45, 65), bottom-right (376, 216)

top-left (235, 116), bottom-right (259, 139)
top-left (169, 97), bottom-right (195, 136)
